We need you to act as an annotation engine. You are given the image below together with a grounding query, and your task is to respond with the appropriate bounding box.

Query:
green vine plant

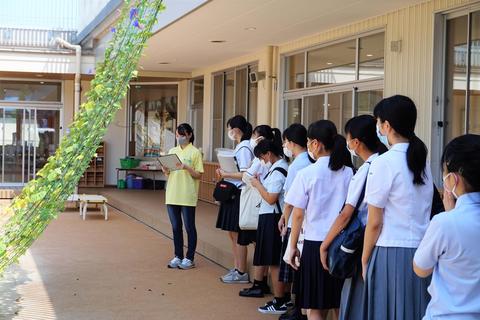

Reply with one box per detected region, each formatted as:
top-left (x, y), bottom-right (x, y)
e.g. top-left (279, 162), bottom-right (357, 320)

top-left (0, 0), bottom-right (165, 276)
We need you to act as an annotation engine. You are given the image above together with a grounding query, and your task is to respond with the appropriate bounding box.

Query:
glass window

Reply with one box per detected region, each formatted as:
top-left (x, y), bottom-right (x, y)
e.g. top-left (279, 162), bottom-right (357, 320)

top-left (304, 95), bottom-right (325, 125)
top-left (190, 78), bottom-right (204, 148)
top-left (469, 12), bottom-right (480, 134)
top-left (0, 80), bottom-right (61, 102)
top-left (307, 40), bottom-right (356, 87)
top-left (128, 84), bottom-right (178, 157)
top-left (327, 91), bottom-right (352, 134)
top-left (444, 15), bottom-right (468, 144)
top-left (236, 68), bottom-right (248, 118)
top-left (285, 99), bottom-right (302, 127)
top-left (285, 53), bottom-right (305, 90)
top-left (357, 90), bottom-right (383, 115)
top-left (224, 72), bottom-right (235, 149)
top-left (359, 33), bottom-right (385, 80)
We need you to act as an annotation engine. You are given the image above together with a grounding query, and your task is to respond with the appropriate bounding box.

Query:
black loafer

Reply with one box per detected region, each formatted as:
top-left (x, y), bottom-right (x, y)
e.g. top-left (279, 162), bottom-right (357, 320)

top-left (239, 286), bottom-right (264, 298)
top-left (279, 307), bottom-right (307, 320)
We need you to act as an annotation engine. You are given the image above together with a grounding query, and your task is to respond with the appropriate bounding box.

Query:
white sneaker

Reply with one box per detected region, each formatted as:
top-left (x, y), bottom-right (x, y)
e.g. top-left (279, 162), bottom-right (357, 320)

top-left (220, 268), bottom-right (236, 282)
top-left (168, 257), bottom-right (182, 269)
top-left (178, 258), bottom-right (195, 270)
top-left (221, 270), bottom-right (250, 284)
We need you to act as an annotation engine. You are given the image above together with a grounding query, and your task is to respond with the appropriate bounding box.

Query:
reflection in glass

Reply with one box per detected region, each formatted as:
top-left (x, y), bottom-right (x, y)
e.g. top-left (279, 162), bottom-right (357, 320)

top-left (191, 79), bottom-right (204, 148)
top-left (0, 81), bottom-right (61, 102)
top-left (359, 33), bottom-right (385, 80)
top-left (285, 99), bottom-right (302, 127)
top-left (285, 53), bottom-right (305, 90)
top-left (212, 74), bottom-right (224, 161)
top-left (328, 91), bottom-right (352, 134)
top-left (469, 12), bottom-right (480, 134)
top-left (304, 95), bottom-right (325, 125)
top-left (129, 84), bottom-right (178, 157)
top-left (444, 15), bottom-right (468, 144)
top-left (307, 40), bottom-right (356, 87)
top-left (2, 108), bottom-right (23, 183)
top-left (357, 90), bottom-right (383, 115)
top-left (236, 68), bottom-right (248, 119)
top-left (249, 65), bottom-right (258, 126)
top-left (224, 72), bottom-right (235, 149)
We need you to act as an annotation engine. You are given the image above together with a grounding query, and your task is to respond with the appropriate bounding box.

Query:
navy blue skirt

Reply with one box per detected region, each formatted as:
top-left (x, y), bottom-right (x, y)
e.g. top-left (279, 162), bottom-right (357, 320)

top-left (253, 214), bottom-right (282, 266)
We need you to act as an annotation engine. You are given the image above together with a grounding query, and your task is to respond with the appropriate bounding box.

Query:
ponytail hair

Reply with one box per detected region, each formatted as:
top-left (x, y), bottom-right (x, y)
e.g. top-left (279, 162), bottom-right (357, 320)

top-left (374, 95), bottom-right (427, 185)
top-left (227, 115), bottom-right (252, 141)
top-left (307, 120), bottom-right (353, 171)
top-left (344, 115), bottom-right (387, 155)
top-left (253, 125), bottom-right (284, 157)
top-left (177, 123), bottom-right (195, 143)
top-left (254, 138), bottom-right (283, 158)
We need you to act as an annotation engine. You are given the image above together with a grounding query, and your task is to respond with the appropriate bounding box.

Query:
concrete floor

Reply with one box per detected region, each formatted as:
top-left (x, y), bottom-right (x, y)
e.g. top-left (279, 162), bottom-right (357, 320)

top-left (0, 203), bottom-right (276, 320)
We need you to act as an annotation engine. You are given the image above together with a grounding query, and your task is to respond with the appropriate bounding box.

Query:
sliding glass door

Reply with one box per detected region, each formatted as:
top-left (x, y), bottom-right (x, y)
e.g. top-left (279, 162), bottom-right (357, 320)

top-left (0, 107), bottom-right (60, 185)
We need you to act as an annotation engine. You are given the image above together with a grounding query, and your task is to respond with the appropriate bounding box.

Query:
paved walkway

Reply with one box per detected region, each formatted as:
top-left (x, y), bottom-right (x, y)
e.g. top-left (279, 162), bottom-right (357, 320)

top-left (0, 206), bottom-right (274, 320)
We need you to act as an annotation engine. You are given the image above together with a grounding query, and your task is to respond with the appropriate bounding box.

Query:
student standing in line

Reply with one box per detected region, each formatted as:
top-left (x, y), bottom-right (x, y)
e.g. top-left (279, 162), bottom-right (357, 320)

top-left (278, 123), bottom-right (313, 320)
top-left (285, 120), bottom-right (354, 320)
top-left (163, 123), bottom-right (204, 270)
top-left (414, 134), bottom-right (480, 320)
top-left (362, 95), bottom-right (433, 319)
top-left (237, 125), bottom-right (282, 294)
top-left (216, 115), bottom-right (254, 284)
top-left (243, 138), bottom-right (290, 315)
top-left (319, 115), bottom-right (387, 320)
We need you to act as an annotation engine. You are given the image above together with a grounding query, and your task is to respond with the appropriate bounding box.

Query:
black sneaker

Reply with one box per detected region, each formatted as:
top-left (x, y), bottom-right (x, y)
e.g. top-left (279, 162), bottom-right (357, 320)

top-left (239, 285), bottom-right (264, 298)
top-left (279, 306), bottom-right (304, 320)
top-left (258, 299), bottom-right (288, 315)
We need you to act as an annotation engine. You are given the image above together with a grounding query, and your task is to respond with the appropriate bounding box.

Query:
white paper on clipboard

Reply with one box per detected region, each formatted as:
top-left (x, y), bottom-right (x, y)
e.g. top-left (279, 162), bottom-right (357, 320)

top-left (157, 154), bottom-right (182, 171)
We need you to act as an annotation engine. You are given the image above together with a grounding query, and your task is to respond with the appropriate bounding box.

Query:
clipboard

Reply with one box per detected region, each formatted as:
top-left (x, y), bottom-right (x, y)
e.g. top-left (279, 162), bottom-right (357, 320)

top-left (157, 154), bottom-right (182, 171)
top-left (217, 153), bottom-right (240, 173)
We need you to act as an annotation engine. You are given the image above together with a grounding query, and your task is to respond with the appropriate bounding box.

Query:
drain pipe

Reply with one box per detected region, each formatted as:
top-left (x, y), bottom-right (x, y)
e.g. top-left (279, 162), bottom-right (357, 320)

top-left (55, 38), bottom-right (81, 195)
top-left (55, 38), bottom-right (82, 116)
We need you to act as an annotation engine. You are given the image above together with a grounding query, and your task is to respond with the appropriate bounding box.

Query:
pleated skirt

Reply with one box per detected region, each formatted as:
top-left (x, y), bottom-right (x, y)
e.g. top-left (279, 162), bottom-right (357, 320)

top-left (364, 246), bottom-right (431, 320)
top-left (215, 189), bottom-right (241, 232)
top-left (253, 214), bottom-right (282, 266)
top-left (299, 240), bottom-right (344, 310)
top-left (339, 263), bottom-right (365, 320)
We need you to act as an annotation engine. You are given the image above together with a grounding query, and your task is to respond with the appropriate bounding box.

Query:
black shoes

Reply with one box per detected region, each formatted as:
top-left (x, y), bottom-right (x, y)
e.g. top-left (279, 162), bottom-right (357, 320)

top-left (239, 281), bottom-right (271, 298)
top-left (279, 306), bottom-right (307, 320)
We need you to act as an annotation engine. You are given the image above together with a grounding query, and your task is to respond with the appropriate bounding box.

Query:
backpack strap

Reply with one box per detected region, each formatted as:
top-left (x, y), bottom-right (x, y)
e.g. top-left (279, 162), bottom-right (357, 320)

top-left (264, 166), bottom-right (288, 214)
top-left (352, 161), bottom-right (372, 219)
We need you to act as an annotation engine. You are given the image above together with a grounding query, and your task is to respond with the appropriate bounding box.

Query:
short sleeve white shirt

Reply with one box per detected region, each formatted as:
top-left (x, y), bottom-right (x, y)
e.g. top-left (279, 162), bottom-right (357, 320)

top-left (284, 152), bottom-right (313, 228)
top-left (246, 157), bottom-right (269, 183)
top-left (365, 143), bottom-right (433, 248)
top-left (285, 156), bottom-right (353, 241)
top-left (259, 159), bottom-right (289, 214)
top-left (226, 140), bottom-right (253, 187)
top-left (345, 153), bottom-right (379, 226)
top-left (414, 192), bottom-right (480, 320)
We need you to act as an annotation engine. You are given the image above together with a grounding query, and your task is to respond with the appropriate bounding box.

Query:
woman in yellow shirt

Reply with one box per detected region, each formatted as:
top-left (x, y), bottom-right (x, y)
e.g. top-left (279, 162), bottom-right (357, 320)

top-left (162, 123), bottom-right (204, 270)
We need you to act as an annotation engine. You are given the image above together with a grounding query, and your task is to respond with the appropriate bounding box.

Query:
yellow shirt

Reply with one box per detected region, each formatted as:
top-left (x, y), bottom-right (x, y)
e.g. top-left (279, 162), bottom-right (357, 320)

top-left (165, 143), bottom-right (204, 207)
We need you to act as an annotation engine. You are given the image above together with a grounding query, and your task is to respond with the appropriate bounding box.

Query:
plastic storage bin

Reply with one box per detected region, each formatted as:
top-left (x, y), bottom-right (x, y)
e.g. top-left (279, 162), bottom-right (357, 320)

top-left (117, 179), bottom-right (126, 189)
top-left (120, 157), bottom-right (141, 169)
top-left (132, 177), bottom-right (143, 189)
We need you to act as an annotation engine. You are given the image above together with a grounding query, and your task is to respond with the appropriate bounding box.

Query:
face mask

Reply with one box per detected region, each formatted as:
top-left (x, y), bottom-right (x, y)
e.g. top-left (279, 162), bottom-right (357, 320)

top-left (283, 146), bottom-right (293, 158)
top-left (177, 136), bottom-right (188, 145)
top-left (260, 159), bottom-right (272, 170)
top-left (376, 124), bottom-right (390, 148)
top-left (346, 140), bottom-right (357, 157)
top-left (443, 172), bottom-right (459, 199)
top-left (228, 130), bottom-right (236, 141)
top-left (250, 138), bottom-right (259, 149)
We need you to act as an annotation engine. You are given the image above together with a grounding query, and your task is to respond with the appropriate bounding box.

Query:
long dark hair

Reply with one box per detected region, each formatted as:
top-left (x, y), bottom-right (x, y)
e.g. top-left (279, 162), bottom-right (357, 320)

top-left (254, 139), bottom-right (283, 158)
top-left (307, 120), bottom-right (353, 171)
top-left (374, 95), bottom-right (427, 185)
top-left (344, 115), bottom-right (387, 155)
top-left (442, 134), bottom-right (480, 192)
top-left (177, 123), bottom-right (194, 143)
top-left (253, 125), bottom-right (284, 157)
top-left (227, 115), bottom-right (252, 141)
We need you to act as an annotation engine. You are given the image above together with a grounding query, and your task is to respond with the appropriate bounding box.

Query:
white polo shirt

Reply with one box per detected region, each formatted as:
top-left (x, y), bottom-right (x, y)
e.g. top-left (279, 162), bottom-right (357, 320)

top-left (259, 159), bottom-right (289, 215)
top-left (283, 151), bottom-right (312, 228)
top-left (285, 156), bottom-right (353, 241)
top-left (226, 140), bottom-right (253, 187)
top-left (365, 143), bottom-right (433, 248)
top-left (414, 192), bottom-right (480, 320)
top-left (345, 153), bottom-right (379, 226)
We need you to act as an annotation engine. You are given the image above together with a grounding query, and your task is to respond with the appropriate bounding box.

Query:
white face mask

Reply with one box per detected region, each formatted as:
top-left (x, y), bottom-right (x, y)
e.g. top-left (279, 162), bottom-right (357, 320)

top-left (376, 124), bottom-right (390, 148)
top-left (443, 172), bottom-right (459, 199)
top-left (283, 146), bottom-right (293, 158)
top-left (346, 140), bottom-right (357, 157)
top-left (228, 130), bottom-right (236, 141)
top-left (177, 136), bottom-right (188, 146)
top-left (260, 159), bottom-right (272, 170)
top-left (250, 137), bottom-right (260, 149)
